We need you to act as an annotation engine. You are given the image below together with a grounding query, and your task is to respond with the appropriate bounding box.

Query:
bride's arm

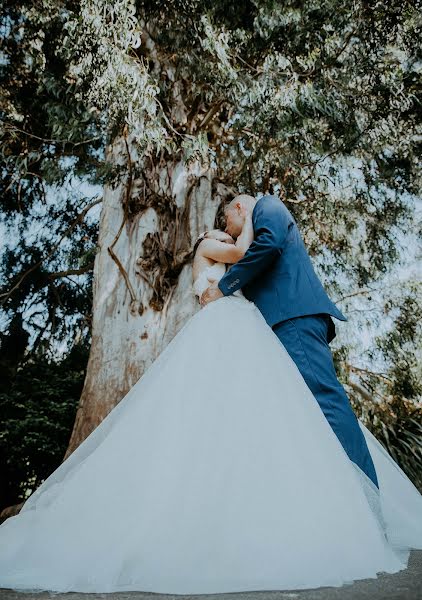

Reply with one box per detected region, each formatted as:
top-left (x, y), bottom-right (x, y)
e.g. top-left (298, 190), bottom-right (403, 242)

top-left (197, 211), bottom-right (254, 264)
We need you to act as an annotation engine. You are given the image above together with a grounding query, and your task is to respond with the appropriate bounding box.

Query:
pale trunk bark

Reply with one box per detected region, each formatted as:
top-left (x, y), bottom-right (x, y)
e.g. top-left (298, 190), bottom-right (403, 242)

top-left (64, 135), bottom-right (227, 459)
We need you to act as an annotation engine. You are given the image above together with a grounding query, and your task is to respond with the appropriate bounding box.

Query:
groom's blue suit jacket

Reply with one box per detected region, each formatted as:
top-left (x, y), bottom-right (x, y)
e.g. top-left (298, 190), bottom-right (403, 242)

top-left (218, 195), bottom-right (347, 343)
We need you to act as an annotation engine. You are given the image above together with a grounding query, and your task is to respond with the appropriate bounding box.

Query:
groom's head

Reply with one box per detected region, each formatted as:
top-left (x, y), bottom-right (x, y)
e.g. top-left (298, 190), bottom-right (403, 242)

top-left (224, 194), bottom-right (257, 238)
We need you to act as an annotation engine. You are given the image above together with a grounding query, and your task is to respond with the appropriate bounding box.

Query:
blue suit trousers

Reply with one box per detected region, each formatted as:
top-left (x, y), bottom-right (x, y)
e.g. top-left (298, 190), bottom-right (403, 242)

top-left (273, 314), bottom-right (379, 489)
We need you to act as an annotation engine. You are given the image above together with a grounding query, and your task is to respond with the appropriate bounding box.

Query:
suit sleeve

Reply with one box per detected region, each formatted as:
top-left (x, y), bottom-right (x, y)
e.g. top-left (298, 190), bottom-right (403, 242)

top-left (218, 200), bottom-right (293, 296)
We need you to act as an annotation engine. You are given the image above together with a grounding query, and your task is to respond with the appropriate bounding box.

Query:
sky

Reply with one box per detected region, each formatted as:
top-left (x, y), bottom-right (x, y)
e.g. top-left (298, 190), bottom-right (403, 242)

top-left (1, 176), bottom-right (421, 378)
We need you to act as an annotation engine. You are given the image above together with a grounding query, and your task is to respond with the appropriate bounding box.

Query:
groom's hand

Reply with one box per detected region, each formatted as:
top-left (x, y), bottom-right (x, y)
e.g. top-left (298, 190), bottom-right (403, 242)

top-left (200, 279), bottom-right (224, 307)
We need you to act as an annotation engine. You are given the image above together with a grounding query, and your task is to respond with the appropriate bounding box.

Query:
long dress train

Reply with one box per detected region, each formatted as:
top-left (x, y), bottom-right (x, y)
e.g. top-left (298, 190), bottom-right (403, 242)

top-left (0, 263), bottom-right (421, 594)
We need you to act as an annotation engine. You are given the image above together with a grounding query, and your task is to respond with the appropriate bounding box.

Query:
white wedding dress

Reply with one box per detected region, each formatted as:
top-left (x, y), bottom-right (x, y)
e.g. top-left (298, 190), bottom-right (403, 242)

top-left (0, 262), bottom-right (422, 594)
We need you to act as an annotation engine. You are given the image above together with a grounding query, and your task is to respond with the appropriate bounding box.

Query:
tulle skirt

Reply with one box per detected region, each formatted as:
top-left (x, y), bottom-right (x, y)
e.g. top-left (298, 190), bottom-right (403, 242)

top-left (0, 295), bottom-right (421, 594)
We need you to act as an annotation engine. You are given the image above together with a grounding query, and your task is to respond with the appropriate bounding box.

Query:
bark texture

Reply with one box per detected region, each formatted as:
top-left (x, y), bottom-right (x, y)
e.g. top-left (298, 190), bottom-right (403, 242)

top-left (64, 135), bottom-right (230, 458)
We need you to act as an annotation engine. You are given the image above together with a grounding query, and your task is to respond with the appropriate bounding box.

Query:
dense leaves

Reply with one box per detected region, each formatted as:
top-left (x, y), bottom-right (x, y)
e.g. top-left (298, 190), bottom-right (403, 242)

top-left (0, 338), bottom-right (88, 511)
top-left (342, 282), bottom-right (422, 490)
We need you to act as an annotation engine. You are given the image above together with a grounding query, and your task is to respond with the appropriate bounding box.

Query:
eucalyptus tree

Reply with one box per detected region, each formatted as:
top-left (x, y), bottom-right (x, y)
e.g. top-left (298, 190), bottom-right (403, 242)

top-left (2, 1), bottom-right (421, 484)
top-left (60, 0), bottom-right (421, 457)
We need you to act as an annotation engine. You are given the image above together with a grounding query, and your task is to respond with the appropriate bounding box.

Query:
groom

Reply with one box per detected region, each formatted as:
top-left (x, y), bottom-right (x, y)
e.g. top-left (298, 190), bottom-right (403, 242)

top-left (201, 193), bottom-right (379, 489)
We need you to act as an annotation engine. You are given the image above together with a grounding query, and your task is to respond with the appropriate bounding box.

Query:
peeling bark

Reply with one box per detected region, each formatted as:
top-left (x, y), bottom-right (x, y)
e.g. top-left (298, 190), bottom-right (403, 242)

top-left (64, 135), bottom-right (231, 458)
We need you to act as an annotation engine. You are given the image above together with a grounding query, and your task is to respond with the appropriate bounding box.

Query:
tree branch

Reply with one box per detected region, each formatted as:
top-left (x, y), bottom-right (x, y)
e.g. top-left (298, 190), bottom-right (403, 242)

top-left (48, 264), bottom-right (95, 280)
top-left (106, 132), bottom-right (137, 306)
top-left (346, 363), bottom-right (394, 384)
top-left (0, 197), bottom-right (102, 305)
top-left (2, 122), bottom-right (101, 147)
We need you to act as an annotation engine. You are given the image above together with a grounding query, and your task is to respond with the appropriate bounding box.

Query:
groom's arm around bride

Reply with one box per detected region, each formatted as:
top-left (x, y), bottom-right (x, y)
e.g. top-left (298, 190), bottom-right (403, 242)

top-left (201, 193), bottom-right (346, 344)
top-left (218, 195), bottom-right (294, 297)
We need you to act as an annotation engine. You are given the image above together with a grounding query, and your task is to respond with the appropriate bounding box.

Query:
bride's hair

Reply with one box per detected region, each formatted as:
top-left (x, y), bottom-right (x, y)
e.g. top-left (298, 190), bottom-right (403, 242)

top-left (192, 229), bottom-right (234, 257)
top-left (192, 230), bottom-right (209, 256)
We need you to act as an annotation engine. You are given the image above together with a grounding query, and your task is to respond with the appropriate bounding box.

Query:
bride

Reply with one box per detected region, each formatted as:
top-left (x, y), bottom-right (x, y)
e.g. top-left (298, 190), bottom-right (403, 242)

top-left (0, 207), bottom-right (421, 595)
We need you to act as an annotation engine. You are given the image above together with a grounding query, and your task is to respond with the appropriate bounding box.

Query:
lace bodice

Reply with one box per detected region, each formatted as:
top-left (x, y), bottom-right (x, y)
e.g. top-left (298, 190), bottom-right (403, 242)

top-left (193, 263), bottom-right (244, 298)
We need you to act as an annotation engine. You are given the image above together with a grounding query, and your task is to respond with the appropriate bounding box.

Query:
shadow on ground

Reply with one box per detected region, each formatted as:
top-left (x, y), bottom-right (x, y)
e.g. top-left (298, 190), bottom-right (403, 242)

top-left (1, 550), bottom-right (421, 600)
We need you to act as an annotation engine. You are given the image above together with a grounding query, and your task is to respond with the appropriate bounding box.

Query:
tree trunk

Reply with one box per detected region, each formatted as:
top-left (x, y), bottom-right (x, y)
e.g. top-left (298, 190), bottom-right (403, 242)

top-left (64, 134), bottom-right (228, 459)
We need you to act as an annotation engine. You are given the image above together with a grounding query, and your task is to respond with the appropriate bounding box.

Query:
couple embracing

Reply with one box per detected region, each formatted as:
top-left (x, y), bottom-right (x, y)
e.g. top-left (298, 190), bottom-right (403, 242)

top-left (0, 193), bottom-right (421, 594)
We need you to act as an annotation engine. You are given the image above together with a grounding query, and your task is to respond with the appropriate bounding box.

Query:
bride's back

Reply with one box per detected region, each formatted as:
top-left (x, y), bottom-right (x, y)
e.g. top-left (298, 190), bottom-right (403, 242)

top-left (192, 229), bottom-right (235, 282)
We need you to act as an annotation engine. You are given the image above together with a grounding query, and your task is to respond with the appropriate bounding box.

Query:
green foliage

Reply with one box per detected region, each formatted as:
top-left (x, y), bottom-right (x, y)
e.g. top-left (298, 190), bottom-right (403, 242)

top-left (2, 0), bottom-right (420, 340)
top-left (342, 282), bottom-right (422, 490)
top-left (60, 0), bottom-right (421, 294)
top-left (0, 338), bottom-right (89, 511)
top-left (1, 0), bottom-right (103, 356)
top-left (368, 399), bottom-right (422, 493)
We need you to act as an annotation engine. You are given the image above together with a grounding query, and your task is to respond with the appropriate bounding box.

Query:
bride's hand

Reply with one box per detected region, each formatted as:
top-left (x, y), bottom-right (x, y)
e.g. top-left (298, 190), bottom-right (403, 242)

top-left (200, 279), bottom-right (223, 307)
